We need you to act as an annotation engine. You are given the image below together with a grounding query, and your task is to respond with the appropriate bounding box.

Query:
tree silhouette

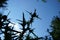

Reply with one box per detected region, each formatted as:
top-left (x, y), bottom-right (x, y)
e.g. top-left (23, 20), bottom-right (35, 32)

top-left (37, 0), bottom-right (60, 2)
top-left (0, 0), bottom-right (8, 8)
top-left (48, 16), bottom-right (60, 40)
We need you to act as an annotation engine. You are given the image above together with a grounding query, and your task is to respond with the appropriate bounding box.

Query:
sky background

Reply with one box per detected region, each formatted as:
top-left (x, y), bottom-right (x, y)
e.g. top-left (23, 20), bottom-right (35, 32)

top-left (3, 0), bottom-right (60, 37)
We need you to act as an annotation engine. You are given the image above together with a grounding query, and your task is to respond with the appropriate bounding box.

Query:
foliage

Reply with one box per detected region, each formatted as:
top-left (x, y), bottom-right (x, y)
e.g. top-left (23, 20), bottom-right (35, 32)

top-left (0, 9), bottom-right (41, 40)
top-left (0, 0), bottom-right (41, 40)
top-left (0, 0), bottom-right (8, 8)
top-left (17, 9), bottom-right (40, 40)
top-left (1, 0), bottom-right (60, 40)
top-left (48, 16), bottom-right (60, 40)
top-left (42, 0), bottom-right (46, 2)
top-left (58, 0), bottom-right (60, 2)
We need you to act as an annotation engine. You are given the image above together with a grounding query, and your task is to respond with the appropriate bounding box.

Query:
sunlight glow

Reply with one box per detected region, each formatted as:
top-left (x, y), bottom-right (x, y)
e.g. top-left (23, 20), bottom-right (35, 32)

top-left (9, 22), bottom-right (22, 32)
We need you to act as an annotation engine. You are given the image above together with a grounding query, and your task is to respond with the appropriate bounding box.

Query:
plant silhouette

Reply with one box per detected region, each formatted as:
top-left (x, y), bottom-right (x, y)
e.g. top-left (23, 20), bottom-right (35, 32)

top-left (0, 0), bottom-right (41, 40)
top-left (0, 0), bottom-right (7, 8)
top-left (1, 0), bottom-right (60, 40)
top-left (17, 10), bottom-right (41, 40)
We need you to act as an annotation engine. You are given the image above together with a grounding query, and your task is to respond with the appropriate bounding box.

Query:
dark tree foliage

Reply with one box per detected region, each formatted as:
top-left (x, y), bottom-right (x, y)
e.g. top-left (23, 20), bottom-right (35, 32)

top-left (0, 0), bottom-right (8, 8)
top-left (58, 0), bottom-right (60, 2)
top-left (48, 16), bottom-right (60, 40)
top-left (37, 0), bottom-right (60, 2)
top-left (42, 0), bottom-right (46, 2)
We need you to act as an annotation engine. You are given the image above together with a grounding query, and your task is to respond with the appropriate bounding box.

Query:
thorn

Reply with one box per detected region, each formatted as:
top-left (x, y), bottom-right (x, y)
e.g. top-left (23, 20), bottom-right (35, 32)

top-left (16, 19), bottom-right (23, 22)
top-left (7, 11), bottom-right (10, 16)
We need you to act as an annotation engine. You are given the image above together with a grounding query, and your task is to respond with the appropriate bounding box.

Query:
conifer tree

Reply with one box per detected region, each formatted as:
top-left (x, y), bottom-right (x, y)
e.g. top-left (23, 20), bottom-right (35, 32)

top-left (47, 16), bottom-right (60, 40)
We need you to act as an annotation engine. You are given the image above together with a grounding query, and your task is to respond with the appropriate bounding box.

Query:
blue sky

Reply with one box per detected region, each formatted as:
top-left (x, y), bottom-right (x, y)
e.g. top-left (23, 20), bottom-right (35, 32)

top-left (3, 0), bottom-right (60, 37)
